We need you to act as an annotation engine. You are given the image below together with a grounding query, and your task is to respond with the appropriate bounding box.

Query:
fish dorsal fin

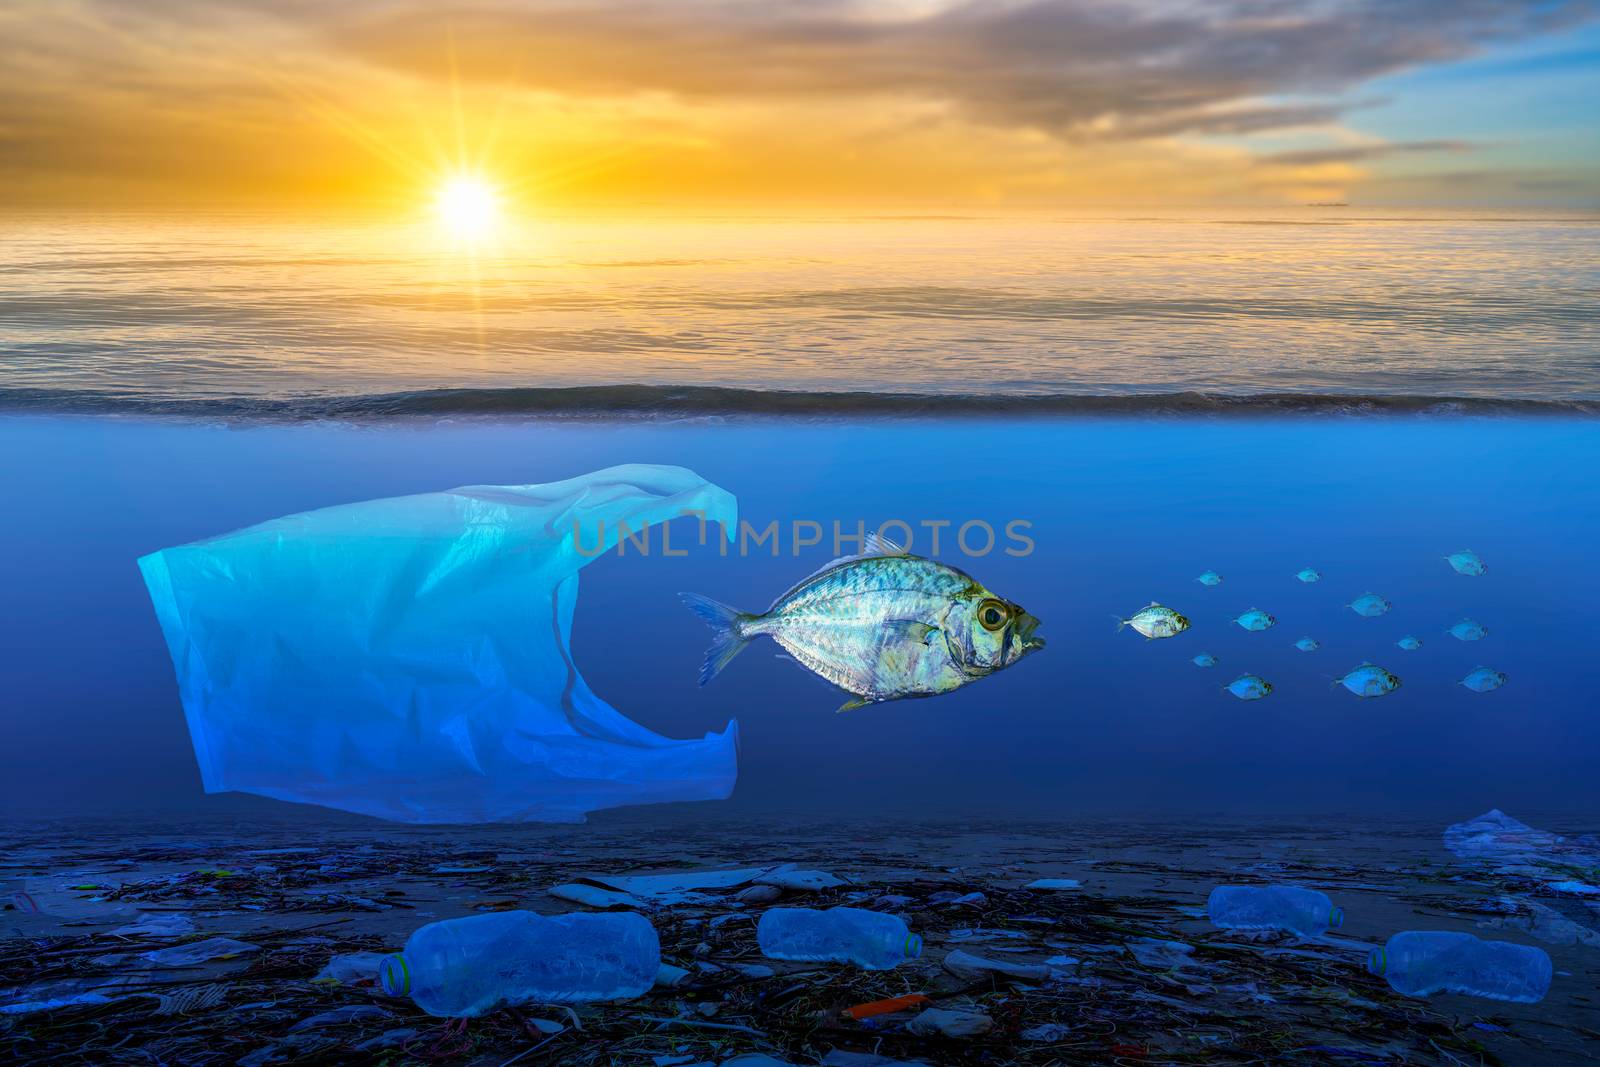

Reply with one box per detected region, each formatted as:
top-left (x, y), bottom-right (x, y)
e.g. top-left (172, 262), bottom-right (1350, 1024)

top-left (864, 531), bottom-right (905, 556)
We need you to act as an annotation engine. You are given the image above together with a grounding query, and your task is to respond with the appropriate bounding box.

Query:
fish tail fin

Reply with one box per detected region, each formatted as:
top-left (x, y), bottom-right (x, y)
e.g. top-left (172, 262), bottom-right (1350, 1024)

top-left (1112, 614), bottom-right (1127, 633)
top-left (680, 592), bottom-right (755, 685)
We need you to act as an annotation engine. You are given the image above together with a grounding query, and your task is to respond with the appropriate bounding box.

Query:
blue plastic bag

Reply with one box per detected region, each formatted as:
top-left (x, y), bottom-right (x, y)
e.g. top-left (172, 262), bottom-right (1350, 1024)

top-left (138, 464), bottom-right (739, 823)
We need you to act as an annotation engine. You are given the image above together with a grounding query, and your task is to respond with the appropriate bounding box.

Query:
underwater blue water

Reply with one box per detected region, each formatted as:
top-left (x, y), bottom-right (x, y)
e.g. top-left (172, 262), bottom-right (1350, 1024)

top-left (2, 413), bottom-right (1596, 821)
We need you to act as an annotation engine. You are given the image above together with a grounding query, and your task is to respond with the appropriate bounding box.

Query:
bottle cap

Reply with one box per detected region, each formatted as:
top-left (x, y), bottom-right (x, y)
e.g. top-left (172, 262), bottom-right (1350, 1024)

top-left (1329, 906), bottom-right (1345, 930)
top-left (1367, 947), bottom-right (1386, 976)
top-left (380, 953), bottom-right (411, 996)
top-left (904, 933), bottom-right (923, 959)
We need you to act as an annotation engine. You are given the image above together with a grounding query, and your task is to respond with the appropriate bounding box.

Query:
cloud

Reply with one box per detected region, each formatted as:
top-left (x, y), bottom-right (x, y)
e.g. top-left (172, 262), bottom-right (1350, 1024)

top-left (0, 0), bottom-right (1594, 205)
top-left (314, 0), bottom-right (1596, 137)
top-left (1262, 140), bottom-right (1477, 166)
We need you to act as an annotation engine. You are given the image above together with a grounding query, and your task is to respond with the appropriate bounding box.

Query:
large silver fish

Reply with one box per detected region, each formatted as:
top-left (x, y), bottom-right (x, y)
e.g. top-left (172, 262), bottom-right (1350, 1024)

top-left (682, 537), bottom-right (1044, 712)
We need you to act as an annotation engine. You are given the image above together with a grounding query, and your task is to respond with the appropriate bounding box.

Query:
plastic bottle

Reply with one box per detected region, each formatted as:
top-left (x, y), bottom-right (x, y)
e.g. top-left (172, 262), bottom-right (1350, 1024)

top-left (1369, 931), bottom-right (1551, 1003)
top-left (379, 911), bottom-right (659, 1017)
top-left (1207, 885), bottom-right (1344, 937)
top-left (757, 906), bottom-right (922, 970)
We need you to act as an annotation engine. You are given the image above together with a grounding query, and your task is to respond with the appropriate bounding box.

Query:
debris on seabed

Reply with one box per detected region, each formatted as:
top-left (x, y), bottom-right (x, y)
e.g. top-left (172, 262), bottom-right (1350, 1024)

top-left (3, 811), bottom-right (1597, 1064)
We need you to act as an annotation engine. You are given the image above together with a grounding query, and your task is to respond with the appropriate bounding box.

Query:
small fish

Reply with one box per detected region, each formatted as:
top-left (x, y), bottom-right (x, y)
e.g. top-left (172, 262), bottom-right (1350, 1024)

top-left (1192, 653), bottom-right (1218, 668)
top-left (1231, 608), bottom-right (1276, 632)
top-left (1294, 637), bottom-right (1320, 652)
top-left (1397, 635), bottom-right (1423, 651)
top-left (1224, 674), bottom-right (1273, 700)
top-left (1116, 602), bottom-right (1190, 640)
top-left (1460, 666), bottom-right (1507, 693)
top-left (1196, 570), bottom-right (1223, 587)
top-left (682, 534), bottom-right (1044, 712)
top-left (1335, 663), bottom-right (1402, 698)
top-left (1295, 567), bottom-right (1322, 583)
top-left (1447, 619), bottom-right (1488, 642)
top-left (1347, 593), bottom-right (1391, 618)
top-left (1445, 550), bottom-right (1487, 577)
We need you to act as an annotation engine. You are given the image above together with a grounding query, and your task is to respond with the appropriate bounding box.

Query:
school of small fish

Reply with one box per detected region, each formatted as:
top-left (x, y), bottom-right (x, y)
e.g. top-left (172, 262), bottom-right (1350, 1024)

top-left (1091, 547), bottom-right (1505, 707)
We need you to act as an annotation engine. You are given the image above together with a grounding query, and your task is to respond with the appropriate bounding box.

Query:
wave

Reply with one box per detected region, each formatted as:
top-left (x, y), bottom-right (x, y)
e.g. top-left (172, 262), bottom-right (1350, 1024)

top-left (2, 385), bottom-right (1597, 420)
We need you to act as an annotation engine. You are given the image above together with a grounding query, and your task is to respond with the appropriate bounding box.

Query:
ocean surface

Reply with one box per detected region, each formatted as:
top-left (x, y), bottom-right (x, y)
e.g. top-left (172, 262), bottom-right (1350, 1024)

top-left (2, 211), bottom-right (1598, 410)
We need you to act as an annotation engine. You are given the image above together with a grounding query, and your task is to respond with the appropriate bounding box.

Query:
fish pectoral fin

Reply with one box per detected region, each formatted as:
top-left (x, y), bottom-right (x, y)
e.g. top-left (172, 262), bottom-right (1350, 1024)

top-left (884, 619), bottom-right (939, 645)
top-left (837, 697), bottom-right (873, 713)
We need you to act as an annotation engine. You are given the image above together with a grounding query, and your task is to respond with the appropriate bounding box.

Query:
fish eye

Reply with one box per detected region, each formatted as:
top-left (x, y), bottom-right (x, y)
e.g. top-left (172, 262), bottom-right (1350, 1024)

top-left (977, 598), bottom-right (1008, 631)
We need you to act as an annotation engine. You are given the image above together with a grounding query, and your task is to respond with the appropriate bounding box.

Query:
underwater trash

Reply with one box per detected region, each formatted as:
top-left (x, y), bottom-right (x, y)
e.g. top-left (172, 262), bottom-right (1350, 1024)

top-left (757, 907), bottom-right (921, 970)
top-left (684, 533), bottom-right (1042, 712)
top-left (907, 1006), bottom-right (993, 1037)
top-left (1295, 568), bottom-right (1322, 583)
top-left (0, 975), bottom-right (146, 1015)
top-left (1025, 878), bottom-right (1081, 890)
top-left (1224, 674), bottom-right (1273, 700)
top-left (1115, 601), bottom-right (1190, 639)
top-left (755, 868), bottom-right (847, 892)
top-left (1335, 664), bottom-right (1402, 698)
top-left (550, 883), bottom-right (645, 910)
top-left (941, 948), bottom-right (1052, 982)
top-left (1193, 652), bottom-right (1218, 667)
top-left (1369, 931), bottom-right (1551, 1003)
top-left (1207, 885), bottom-right (1344, 937)
top-left (141, 936), bottom-right (259, 967)
top-left (1231, 608), bottom-right (1276, 632)
top-left (1294, 637), bottom-right (1320, 652)
top-left (1124, 937), bottom-right (1196, 970)
top-left (1196, 570), bottom-right (1224, 587)
top-left (380, 910), bottom-right (660, 1016)
top-left (138, 464), bottom-right (740, 824)
top-left (736, 884), bottom-right (783, 904)
top-left (1447, 618), bottom-right (1488, 641)
top-left (1397, 635), bottom-right (1422, 651)
top-left (1460, 666), bottom-right (1508, 693)
top-left (1443, 809), bottom-right (1600, 871)
top-left (655, 963), bottom-right (692, 988)
top-left (1445, 550), bottom-right (1488, 576)
top-left (1483, 898), bottom-right (1600, 949)
top-left (314, 951), bottom-right (388, 987)
top-left (110, 913), bottom-right (196, 937)
top-left (844, 993), bottom-right (930, 1020)
top-left (1347, 593), bottom-right (1392, 618)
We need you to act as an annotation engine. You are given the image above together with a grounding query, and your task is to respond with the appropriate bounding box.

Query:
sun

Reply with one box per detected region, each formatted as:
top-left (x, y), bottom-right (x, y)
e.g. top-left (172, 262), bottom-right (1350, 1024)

top-left (434, 175), bottom-right (500, 240)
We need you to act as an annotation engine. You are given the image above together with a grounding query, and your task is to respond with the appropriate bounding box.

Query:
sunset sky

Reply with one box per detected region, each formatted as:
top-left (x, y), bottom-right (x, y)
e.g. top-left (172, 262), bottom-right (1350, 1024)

top-left (2, 0), bottom-right (1597, 212)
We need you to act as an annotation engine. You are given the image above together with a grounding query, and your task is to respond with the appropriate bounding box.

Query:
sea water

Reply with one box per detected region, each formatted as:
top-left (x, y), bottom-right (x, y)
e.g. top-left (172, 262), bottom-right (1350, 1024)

top-left (1, 412), bottom-right (1597, 819)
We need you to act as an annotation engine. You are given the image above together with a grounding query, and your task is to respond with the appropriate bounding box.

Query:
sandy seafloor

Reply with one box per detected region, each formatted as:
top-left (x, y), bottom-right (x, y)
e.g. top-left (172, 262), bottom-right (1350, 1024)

top-left (4, 809), bottom-right (1598, 1066)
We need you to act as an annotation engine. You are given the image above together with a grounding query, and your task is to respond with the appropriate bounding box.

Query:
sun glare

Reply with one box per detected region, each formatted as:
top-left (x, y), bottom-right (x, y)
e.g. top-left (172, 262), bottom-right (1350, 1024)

top-left (435, 175), bottom-right (500, 239)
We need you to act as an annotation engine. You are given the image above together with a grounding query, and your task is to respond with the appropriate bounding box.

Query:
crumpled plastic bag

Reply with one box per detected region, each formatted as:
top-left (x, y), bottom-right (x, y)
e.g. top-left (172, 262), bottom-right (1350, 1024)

top-left (138, 464), bottom-right (739, 824)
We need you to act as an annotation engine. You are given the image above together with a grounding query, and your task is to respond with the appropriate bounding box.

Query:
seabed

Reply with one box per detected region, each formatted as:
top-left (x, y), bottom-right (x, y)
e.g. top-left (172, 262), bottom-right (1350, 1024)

top-left (4, 811), bottom-right (1597, 1066)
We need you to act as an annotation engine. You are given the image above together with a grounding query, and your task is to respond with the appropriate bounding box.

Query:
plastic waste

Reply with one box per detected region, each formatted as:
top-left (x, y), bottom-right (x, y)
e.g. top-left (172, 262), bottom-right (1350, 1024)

top-left (1208, 885), bottom-right (1345, 937)
top-left (941, 948), bottom-right (1053, 981)
top-left (1369, 931), bottom-right (1552, 1003)
top-left (756, 907), bottom-right (921, 970)
top-left (380, 910), bottom-right (659, 1016)
top-left (1444, 809), bottom-right (1600, 872)
top-left (138, 464), bottom-right (740, 824)
top-left (907, 1007), bottom-right (994, 1037)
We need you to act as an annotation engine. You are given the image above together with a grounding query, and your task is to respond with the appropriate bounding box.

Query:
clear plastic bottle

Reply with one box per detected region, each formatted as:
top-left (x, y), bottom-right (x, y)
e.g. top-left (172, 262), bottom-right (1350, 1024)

top-left (379, 910), bottom-right (659, 1017)
top-left (1207, 885), bottom-right (1344, 937)
top-left (1369, 931), bottom-right (1551, 1003)
top-left (757, 906), bottom-right (922, 970)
